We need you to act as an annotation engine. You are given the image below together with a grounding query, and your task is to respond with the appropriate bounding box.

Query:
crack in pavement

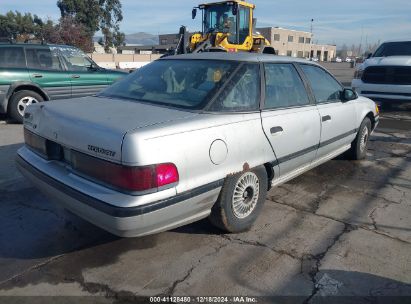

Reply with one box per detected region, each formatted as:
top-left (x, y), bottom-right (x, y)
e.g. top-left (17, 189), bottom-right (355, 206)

top-left (335, 183), bottom-right (403, 206)
top-left (302, 223), bottom-right (356, 304)
top-left (219, 234), bottom-right (301, 261)
top-left (76, 276), bottom-right (147, 303)
top-left (16, 201), bottom-right (66, 221)
top-left (0, 254), bottom-right (66, 287)
top-left (268, 198), bottom-right (411, 245)
top-left (161, 242), bottom-right (230, 296)
top-left (368, 202), bottom-right (391, 231)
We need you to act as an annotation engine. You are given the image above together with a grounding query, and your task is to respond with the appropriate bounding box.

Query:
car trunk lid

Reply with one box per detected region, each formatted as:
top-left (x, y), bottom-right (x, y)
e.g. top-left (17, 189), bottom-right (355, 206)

top-left (24, 96), bottom-right (197, 163)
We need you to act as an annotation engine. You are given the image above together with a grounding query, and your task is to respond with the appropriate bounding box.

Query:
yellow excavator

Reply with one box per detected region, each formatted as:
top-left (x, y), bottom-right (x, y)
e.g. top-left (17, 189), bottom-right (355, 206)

top-left (172, 0), bottom-right (276, 55)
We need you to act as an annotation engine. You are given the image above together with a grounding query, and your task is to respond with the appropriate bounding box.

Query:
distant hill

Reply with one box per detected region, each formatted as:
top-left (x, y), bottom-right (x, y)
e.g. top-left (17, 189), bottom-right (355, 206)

top-left (125, 32), bottom-right (159, 45)
top-left (93, 32), bottom-right (159, 46)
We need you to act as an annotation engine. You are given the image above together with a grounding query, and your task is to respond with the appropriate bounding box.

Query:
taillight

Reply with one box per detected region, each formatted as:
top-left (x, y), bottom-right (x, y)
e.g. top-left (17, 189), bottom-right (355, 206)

top-left (24, 128), bottom-right (63, 160)
top-left (71, 151), bottom-right (178, 192)
top-left (156, 163), bottom-right (179, 187)
top-left (24, 128), bottom-right (47, 156)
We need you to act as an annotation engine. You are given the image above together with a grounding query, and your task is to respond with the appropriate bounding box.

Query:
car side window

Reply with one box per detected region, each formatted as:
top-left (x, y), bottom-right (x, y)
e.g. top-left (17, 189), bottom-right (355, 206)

top-left (0, 47), bottom-right (25, 68)
top-left (264, 63), bottom-right (310, 109)
top-left (26, 47), bottom-right (63, 71)
top-left (58, 46), bottom-right (94, 72)
top-left (208, 63), bottom-right (260, 112)
top-left (300, 64), bottom-right (342, 103)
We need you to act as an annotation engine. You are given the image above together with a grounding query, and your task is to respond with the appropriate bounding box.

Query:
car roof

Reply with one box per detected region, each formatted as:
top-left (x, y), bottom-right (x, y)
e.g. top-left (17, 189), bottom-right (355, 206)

top-left (162, 52), bottom-right (320, 65)
top-left (0, 43), bottom-right (78, 48)
top-left (380, 40), bottom-right (411, 43)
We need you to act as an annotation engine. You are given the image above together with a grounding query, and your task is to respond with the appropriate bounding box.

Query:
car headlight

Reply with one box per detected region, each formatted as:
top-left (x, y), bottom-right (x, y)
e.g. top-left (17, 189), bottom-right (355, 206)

top-left (354, 69), bottom-right (364, 79)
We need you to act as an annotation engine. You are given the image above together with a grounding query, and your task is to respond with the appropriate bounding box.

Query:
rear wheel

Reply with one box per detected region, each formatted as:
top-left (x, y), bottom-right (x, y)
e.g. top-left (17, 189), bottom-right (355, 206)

top-left (347, 117), bottom-right (371, 160)
top-left (209, 166), bottom-right (268, 233)
top-left (9, 90), bottom-right (43, 123)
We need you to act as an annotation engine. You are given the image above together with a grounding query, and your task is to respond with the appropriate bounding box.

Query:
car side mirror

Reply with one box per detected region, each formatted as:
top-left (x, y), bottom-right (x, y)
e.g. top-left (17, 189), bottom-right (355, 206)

top-left (341, 88), bottom-right (358, 102)
top-left (366, 52), bottom-right (372, 59)
top-left (192, 8), bottom-right (197, 19)
top-left (88, 64), bottom-right (99, 71)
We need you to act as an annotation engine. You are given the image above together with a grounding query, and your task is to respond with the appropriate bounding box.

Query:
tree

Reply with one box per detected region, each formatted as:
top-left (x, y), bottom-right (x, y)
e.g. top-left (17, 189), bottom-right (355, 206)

top-left (0, 11), bottom-right (40, 41)
top-left (57, 0), bottom-right (124, 52)
top-left (54, 16), bottom-right (94, 52)
top-left (0, 10), bottom-right (94, 52)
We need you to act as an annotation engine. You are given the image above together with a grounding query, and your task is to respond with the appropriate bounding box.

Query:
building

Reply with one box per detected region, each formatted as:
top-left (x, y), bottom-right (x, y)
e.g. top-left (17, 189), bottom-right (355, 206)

top-left (256, 27), bottom-right (336, 61)
top-left (118, 27), bottom-right (336, 61)
top-left (118, 44), bottom-right (173, 55)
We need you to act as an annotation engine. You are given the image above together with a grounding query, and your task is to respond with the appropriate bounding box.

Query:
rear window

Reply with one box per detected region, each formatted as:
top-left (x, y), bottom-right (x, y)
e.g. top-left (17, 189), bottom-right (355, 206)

top-left (0, 47), bottom-right (25, 68)
top-left (26, 47), bottom-right (63, 71)
top-left (100, 59), bottom-right (239, 110)
top-left (373, 42), bottom-right (411, 57)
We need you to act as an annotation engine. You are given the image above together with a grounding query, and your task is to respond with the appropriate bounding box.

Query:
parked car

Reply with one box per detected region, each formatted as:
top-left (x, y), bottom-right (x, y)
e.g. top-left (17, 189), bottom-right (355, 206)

top-left (17, 53), bottom-right (379, 237)
top-left (345, 57), bottom-right (353, 63)
top-left (0, 43), bottom-right (127, 123)
top-left (352, 40), bottom-right (411, 103)
top-left (335, 57), bottom-right (342, 63)
top-left (311, 56), bottom-right (319, 62)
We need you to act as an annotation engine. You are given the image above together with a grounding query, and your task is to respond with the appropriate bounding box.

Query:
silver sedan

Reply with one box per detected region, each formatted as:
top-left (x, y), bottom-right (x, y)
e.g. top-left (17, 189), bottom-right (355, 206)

top-left (17, 53), bottom-right (379, 237)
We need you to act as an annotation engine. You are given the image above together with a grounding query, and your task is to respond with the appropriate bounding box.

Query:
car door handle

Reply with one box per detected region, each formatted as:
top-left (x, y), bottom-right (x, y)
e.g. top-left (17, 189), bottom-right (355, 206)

top-left (270, 126), bottom-right (283, 134)
top-left (33, 74), bottom-right (43, 78)
top-left (71, 75), bottom-right (80, 79)
top-left (322, 115), bottom-right (331, 122)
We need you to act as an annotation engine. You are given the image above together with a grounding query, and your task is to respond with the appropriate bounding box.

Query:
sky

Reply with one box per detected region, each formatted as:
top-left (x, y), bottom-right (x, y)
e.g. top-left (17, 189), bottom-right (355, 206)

top-left (1, 0), bottom-right (411, 48)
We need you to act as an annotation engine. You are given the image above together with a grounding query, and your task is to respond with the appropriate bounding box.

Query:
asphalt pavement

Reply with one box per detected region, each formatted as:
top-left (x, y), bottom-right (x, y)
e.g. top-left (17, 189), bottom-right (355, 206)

top-left (0, 64), bottom-right (410, 303)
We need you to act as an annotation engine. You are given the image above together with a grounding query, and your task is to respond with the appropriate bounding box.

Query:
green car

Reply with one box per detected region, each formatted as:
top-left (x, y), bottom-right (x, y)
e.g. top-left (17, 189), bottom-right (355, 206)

top-left (0, 43), bottom-right (127, 123)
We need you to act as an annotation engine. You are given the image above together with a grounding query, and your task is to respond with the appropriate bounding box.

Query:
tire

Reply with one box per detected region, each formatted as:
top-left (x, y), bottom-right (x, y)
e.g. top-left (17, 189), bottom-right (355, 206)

top-left (9, 90), bottom-right (43, 123)
top-left (347, 117), bottom-right (372, 160)
top-left (209, 166), bottom-right (268, 233)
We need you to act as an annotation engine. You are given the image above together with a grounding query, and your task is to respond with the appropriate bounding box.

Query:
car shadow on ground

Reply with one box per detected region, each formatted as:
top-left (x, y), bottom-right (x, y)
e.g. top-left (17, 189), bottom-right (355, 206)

top-left (0, 144), bottom-right (159, 266)
top-left (172, 147), bottom-right (411, 296)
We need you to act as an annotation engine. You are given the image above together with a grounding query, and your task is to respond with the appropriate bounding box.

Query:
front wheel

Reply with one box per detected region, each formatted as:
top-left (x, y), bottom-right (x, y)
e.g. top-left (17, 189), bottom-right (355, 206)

top-left (347, 117), bottom-right (372, 160)
top-left (209, 166), bottom-right (268, 233)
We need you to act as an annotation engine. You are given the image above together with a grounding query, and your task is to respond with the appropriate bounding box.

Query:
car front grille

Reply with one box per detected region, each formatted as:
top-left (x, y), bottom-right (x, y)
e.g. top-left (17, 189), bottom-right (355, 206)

top-left (362, 66), bottom-right (411, 85)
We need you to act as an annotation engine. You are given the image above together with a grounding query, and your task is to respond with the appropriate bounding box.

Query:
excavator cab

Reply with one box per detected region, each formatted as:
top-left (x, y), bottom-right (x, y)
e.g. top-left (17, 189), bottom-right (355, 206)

top-left (192, 1), bottom-right (254, 51)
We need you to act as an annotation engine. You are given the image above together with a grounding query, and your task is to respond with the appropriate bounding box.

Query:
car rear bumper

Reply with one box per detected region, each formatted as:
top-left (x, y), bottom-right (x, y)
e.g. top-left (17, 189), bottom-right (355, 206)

top-left (16, 147), bottom-right (222, 237)
top-left (351, 79), bottom-right (411, 102)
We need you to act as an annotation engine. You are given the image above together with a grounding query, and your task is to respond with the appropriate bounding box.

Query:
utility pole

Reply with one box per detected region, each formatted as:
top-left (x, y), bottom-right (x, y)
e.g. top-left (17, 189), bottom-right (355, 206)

top-left (358, 25), bottom-right (364, 57)
top-left (310, 19), bottom-right (314, 59)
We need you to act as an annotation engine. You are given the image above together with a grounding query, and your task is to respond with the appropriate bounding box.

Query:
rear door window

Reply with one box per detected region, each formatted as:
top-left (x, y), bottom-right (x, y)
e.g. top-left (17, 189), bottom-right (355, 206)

top-left (26, 47), bottom-right (63, 71)
top-left (300, 64), bottom-right (342, 103)
top-left (264, 63), bottom-right (310, 109)
top-left (209, 63), bottom-right (260, 112)
top-left (0, 47), bottom-right (25, 68)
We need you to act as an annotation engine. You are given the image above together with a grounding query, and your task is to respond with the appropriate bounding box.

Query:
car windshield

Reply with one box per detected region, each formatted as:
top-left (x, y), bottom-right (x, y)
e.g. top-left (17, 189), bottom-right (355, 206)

top-left (373, 42), bottom-right (411, 57)
top-left (99, 59), bottom-right (238, 109)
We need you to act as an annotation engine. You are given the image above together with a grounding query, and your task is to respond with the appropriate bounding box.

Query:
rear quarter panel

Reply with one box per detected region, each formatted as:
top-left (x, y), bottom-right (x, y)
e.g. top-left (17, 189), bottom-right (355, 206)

top-left (122, 112), bottom-right (276, 194)
top-left (0, 68), bottom-right (31, 113)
